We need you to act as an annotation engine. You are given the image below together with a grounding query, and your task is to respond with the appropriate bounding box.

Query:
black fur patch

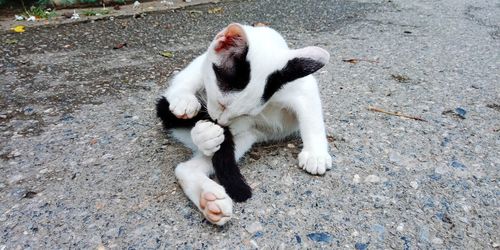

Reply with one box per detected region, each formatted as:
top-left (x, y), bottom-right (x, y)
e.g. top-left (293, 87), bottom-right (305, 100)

top-left (156, 96), bottom-right (210, 129)
top-left (212, 47), bottom-right (251, 92)
top-left (212, 127), bottom-right (252, 202)
top-left (157, 96), bottom-right (252, 202)
top-left (262, 57), bottom-right (325, 102)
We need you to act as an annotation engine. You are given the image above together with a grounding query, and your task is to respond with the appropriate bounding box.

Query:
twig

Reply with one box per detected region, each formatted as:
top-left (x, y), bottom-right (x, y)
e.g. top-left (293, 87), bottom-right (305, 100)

top-left (368, 106), bottom-right (427, 122)
top-left (342, 58), bottom-right (379, 64)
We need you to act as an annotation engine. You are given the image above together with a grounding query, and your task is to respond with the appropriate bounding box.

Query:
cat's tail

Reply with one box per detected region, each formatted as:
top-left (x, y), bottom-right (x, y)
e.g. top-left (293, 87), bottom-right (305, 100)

top-left (212, 127), bottom-right (252, 202)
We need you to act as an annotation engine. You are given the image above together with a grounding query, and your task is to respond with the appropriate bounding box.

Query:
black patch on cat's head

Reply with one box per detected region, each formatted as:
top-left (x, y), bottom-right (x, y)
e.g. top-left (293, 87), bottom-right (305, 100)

top-left (212, 46), bottom-right (251, 92)
top-left (262, 57), bottom-right (325, 102)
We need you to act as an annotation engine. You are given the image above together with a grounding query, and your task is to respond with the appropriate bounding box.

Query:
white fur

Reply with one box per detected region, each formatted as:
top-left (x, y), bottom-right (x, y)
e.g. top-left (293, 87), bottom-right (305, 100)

top-left (162, 24), bottom-right (332, 225)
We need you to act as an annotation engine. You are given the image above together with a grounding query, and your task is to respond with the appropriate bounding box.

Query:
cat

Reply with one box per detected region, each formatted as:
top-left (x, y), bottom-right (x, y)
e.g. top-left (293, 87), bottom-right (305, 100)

top-left (156, 23), bottom-right (332, 225)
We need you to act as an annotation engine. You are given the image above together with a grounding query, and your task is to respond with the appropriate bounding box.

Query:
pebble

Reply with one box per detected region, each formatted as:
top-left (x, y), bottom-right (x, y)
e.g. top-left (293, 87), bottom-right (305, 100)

top-left (307, 232), bottom-right (333, 243)
top-left (246, 221), bottom-right (263, 234)
top-left (364, 175), bottom-right (380, 183)
top-left (8, 174), bottom-right (24, 184)
top-left (39, 168), bottom-right (49, 174)
top-left (24, 107), bottom-right (35, 116)
top-left (0, 114), bottom-right (6, 119)
top-left (396, 223), bottom-right (404, 232)
top-left (353, 174), bottom-right (360, 184)
top-left (287, 143), bottom-right (295, 148)
top-left (355, 242), bottom-right (369, 250)
top-left (389, 152), bottom-right (401, 163)
top-left (451, 161), bottom-right (466, 170)
top-left (432, 238), bottom-right (443, 244)
top-left (249, 240), bottom-right (258, 248)
top-left (410, 181), bottom-right (419, 189)
top-left (455, 107), bottom-right (466, 119)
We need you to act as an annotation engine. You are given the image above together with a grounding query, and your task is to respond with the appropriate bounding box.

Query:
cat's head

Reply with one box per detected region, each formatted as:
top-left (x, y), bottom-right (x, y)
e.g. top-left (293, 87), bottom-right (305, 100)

top-left (203, 23), bottom-right (329, 125)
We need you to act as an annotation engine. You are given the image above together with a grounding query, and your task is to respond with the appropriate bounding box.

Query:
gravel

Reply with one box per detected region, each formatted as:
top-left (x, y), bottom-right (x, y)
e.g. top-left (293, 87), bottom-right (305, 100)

top-left (0, 0), bottom-right (499, 248)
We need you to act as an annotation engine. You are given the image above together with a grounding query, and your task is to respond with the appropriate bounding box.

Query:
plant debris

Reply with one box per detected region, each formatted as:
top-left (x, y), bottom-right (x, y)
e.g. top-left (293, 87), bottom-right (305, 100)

top-left (391, 74), bottom-right (411, 83)
top-left (208, 7), bottom-right (223, 14)
top-left (4, 39), bottom-right (18, 44)
top-left (486, 103), bottom-right (500, 112)
top-left (252, 22), bottom-right (270, 27)
top-left (368, 106), bottom-right (427, 122)
top-left (113, 43), bottom-right (127, 49)
top-left (188, 10), bottom-right (203, 16)
top-left (159, 51), bottom-right (174, 58)
top-left (12, 25), bottom-right (26, 33)
top-left (342, 58), bottom-right (379, 64)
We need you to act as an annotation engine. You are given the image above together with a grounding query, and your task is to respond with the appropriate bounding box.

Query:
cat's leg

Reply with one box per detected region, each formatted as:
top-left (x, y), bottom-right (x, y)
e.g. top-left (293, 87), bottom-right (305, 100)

top-left (290, 80), bottom-right (332, 175)
top-left (175, 154), bottom-right (233, 226)
top-left (163, 53), bottom-right (207, 119)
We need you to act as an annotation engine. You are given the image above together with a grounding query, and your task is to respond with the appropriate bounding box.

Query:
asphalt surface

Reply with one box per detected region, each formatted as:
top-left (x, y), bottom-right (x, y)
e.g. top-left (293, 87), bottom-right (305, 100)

top-left (0, 0), bottom-right (499, 248)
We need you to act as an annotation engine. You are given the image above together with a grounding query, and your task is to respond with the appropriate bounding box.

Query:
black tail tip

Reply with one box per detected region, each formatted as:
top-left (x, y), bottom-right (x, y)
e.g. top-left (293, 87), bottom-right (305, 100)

top-left (156, 96), bottom-right (169, 119)
top-left (225, 182), bottom-right (252, 203)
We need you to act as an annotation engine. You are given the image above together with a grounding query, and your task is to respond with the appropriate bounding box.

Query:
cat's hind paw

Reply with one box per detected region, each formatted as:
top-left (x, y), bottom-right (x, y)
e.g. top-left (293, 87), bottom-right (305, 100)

top-left (168, 95), bottom-right (201, 119)
top-left (298, 150), bottom-right (332, 175)
top-left (199, 188), bottom-right (233, 226)
top-left (191, 121), bottom-right (224, 156)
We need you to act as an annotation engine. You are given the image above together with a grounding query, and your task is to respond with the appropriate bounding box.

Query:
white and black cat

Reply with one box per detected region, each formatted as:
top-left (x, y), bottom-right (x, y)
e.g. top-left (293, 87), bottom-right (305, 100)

top-left (156, 23), bottom-right (332, 225)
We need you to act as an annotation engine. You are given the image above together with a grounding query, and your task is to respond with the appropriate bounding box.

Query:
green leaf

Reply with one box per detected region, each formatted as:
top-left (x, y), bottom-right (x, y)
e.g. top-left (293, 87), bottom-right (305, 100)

top-left (159, 51), bottom-right (174, 58)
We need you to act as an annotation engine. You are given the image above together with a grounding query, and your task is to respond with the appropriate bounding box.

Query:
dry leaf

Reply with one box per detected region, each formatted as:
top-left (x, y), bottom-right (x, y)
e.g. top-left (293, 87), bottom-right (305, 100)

top-left (12, 25), bottom-right (25, 33)
top-left (208, 7), bottom-right (223, 14)
top-left (113, 42), bottom-right (127, 49)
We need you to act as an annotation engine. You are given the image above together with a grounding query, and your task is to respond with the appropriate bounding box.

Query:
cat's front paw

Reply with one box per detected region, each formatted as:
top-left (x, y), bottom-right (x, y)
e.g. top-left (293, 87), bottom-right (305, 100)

top-left (298, 150), bottom-right (332, 175)
top-left (191, 121), bottom-right (224, 156)
top-left (168, 95), bottom-right (201, 119)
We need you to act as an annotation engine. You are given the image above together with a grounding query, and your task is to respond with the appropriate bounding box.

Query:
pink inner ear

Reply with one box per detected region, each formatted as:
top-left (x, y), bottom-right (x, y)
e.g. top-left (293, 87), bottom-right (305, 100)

top-left (214, 24), bottom-right (246, 53)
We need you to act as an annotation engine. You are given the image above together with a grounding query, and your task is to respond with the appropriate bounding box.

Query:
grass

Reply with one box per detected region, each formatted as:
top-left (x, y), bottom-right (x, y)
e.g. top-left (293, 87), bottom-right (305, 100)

top-left (82, 8), bottom-right (110, 16)
top-left (24, 5), bottom-right (58, 19)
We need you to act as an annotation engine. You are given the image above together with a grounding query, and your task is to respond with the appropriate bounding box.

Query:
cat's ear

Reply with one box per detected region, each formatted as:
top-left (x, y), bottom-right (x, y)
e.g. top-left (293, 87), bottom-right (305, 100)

top-left (213, 23), bottom-right (248, 55)
top-left (286, 46), bottom-right (330, 78)
top-left (263, 46), bottom-right (329, 101)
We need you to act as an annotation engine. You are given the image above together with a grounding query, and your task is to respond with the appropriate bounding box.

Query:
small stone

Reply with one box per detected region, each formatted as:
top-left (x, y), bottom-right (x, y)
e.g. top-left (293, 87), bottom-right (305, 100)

top-left (249, 240), bottom-right (258, 248)
top-left (0, 114), bottom-right (6, 119)
top-left (397, 223), bottom-right (404, 231)
top-left (353, 174), bottom-right (360, 184)
top-left (24, 107), bottom-right (35, 116)
top-left (102, 154), bottom-right (113, 160)
top-left (39, 168), bottom-right (49, 174)
top-left (364, 175), bottom-right (380, 183)
top-left (287, 143), bottom-right (295, 148)
top-left (451, 161), bottom-right (466, 170)
top-left (8, 174), bottom-right (24, 184)
top-left (246, 221), bottom-right (263, 234)
top-left (432, 238), bottom-right (443, 244)
top-left (97, 243), bottom-right (106, 250)
top-left (307, 232), bottom-right (333, 243)
top-left (410, 181), bottom-right (419, 189)
top-left (355, 242), bottom-right (369, 250)
top-left (455, 107), bottom-right (466, 119)
top-left (389, 152), bottom-right (401, 163)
